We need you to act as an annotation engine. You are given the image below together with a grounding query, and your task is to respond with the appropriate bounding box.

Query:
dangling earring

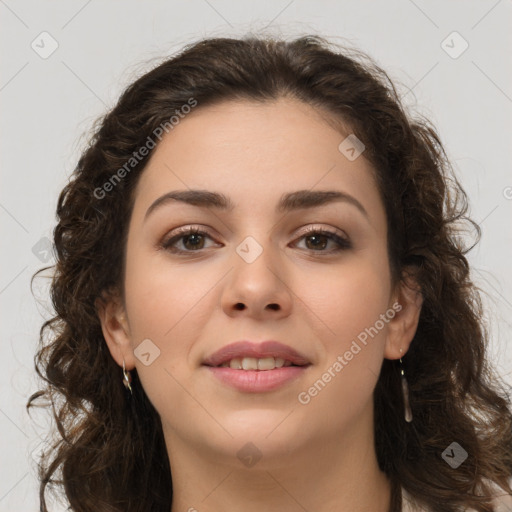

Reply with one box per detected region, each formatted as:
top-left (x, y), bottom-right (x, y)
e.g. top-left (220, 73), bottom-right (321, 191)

top-left (122, 359), bottom-right (133, 396)
top-left (399, 350), bottom-right (413, 423)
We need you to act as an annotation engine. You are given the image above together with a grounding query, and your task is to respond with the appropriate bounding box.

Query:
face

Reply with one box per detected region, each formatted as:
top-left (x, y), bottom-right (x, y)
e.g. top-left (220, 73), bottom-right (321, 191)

top-left (101, 97), bottom-right (418, 469)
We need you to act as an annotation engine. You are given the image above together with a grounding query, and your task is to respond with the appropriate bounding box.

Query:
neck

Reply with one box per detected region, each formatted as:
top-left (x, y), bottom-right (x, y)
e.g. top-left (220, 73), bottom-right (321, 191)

top-left (165, 400), bottom-right (393, 512)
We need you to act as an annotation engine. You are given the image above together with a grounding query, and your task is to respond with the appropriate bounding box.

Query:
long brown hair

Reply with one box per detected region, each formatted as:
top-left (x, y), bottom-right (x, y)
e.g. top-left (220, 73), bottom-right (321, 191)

top-left (27, 34), bottom-right (512, 512)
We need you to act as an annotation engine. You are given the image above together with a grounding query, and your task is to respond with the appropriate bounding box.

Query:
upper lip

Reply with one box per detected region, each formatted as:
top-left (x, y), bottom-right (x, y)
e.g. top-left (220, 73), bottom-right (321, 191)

top-left (202, 341), bottom-right (311, 367)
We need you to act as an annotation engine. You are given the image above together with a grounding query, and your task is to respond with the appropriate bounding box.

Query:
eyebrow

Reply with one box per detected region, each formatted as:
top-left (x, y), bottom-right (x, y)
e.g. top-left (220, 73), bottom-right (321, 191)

top-left (144, 189), bottom-right (369, 221)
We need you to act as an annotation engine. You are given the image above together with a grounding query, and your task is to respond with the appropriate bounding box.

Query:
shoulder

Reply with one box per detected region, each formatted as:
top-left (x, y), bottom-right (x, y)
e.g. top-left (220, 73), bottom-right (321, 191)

top-left (401, 479), bottom-right (512, 512)
top-left (488, 478), bottom-right (512, 512)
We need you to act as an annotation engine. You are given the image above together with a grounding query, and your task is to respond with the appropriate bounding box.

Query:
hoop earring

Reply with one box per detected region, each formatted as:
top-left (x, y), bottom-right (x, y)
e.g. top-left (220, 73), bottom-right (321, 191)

top-left (122, 359), bottom-right (133, 396)
top-left (399, 354), bottom-right (413, 423)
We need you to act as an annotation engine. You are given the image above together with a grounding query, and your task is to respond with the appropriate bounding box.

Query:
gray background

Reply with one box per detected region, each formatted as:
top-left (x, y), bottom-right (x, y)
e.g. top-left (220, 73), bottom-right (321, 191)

top-left (1, 1), bottom-right (511, 509)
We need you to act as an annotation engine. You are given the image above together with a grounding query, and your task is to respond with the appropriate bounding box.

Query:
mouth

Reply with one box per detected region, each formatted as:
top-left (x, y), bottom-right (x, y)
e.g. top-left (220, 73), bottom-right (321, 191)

top-left (214, 356), bottom-right (303, 370)
top-left (202, 341), bottom-right (311, 392)
top-left (202, 340), bottom-right (311, 368)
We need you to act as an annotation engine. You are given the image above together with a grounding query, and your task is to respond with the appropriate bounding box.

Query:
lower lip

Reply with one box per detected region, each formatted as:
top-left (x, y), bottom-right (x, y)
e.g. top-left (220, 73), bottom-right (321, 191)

top-left (204, 366), bottom-right (309, 392)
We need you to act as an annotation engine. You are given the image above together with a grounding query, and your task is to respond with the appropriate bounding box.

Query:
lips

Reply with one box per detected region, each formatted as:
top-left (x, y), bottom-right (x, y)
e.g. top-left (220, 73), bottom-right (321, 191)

top-left (202, 341), bottom-right (311, 392)
top-left (202, 340), bottom-right (311, 368)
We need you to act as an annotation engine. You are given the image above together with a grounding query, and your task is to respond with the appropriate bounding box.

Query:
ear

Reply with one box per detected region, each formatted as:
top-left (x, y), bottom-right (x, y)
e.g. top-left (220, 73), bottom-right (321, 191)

top-left (95, 289), bottom-right (136, 370)
top-left (384, 269), bottom-right (423, 360)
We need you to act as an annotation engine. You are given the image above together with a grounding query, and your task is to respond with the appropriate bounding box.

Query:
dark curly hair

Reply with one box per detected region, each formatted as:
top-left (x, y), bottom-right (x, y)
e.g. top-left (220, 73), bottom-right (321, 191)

top-left (27, 34), bottom-right (512, 512)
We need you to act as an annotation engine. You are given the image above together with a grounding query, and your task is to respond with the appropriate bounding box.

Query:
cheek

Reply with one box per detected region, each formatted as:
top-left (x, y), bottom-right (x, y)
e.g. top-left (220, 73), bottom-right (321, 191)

top-left (124, 241), bottom-right (216, 335)
top-left (123, 248), bottom-right (219, 389)
top-left (296, 253), bottom-right (391, 414)
top-left (303, 250), bottom-right (391, 346)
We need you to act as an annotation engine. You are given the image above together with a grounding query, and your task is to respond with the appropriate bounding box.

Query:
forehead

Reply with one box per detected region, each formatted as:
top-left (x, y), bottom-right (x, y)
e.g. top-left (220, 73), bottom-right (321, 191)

top-left (131, 97), bottom-right (384, 223)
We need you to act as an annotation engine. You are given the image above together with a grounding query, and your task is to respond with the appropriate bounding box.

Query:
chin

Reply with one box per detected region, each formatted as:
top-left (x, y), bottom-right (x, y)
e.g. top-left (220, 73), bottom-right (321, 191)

top-left (215, 410), bottom-right (310, 460)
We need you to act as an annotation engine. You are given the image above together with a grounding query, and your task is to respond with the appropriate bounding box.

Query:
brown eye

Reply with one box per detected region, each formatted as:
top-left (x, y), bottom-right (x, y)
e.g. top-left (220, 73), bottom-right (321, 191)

top-left (304, 233), bottom-right (330, 250)
top-left (161, 228), bottom-right (218, 253)
top-left (293, 228), bottom-right (351, 253)
top-left (181, 232), bottom-right (206, 250)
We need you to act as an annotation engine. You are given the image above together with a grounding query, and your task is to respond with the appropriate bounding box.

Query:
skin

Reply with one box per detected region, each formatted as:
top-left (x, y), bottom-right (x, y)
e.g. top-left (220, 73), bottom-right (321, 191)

top-left (98, 97), bottom-right (423, 512)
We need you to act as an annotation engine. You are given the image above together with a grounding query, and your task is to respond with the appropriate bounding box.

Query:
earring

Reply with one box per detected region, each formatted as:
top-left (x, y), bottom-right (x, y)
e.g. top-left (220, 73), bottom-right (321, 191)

top-left (399, 351), bottom-right (413, 423)
top-left (122, 359), bottom-right (133, 395)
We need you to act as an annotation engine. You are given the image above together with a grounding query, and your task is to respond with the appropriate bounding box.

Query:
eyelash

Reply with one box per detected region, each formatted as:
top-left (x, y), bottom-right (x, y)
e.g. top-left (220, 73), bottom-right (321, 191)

top-left (160, 225), bottom-right (352, 255)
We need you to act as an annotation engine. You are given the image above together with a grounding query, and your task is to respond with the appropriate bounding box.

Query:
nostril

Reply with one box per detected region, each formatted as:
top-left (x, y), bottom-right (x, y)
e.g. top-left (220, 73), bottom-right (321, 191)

top-left (234, 303), bottom-right (245, 310)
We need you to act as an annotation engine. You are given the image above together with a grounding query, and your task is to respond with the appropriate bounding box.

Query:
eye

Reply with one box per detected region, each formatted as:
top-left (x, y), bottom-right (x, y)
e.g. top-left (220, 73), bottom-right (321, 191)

top-left (292, 226), bottom-right (351, 253)
top-left (160, 225), bottom-right (352, 255)
top-left (160, 226), bottom-right (218, 254)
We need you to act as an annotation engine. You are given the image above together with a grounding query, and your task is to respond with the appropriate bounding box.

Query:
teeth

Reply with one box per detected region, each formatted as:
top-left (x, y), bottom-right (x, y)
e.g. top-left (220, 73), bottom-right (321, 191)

top-left (242, 357), bottom-right (258, 370)
top-left (219, 357), bottom-right (293, 370)
top-left (257, 357), bottom-right (275, 370)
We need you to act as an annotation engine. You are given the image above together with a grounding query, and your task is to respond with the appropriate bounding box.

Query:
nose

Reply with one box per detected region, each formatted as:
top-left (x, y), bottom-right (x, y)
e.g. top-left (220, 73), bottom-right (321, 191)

top-left (221, 236), bottom-right (293, 321)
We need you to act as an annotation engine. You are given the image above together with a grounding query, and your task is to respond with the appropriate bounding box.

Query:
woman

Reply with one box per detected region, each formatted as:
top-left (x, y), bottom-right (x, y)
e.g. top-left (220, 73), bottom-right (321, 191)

top-left (28, 34), bottom-right (512, 512)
